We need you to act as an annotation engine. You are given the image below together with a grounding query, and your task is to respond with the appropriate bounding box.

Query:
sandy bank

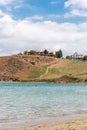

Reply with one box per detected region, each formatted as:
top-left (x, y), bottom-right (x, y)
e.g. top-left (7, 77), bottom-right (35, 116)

top-left (7, 118), bottom-right (87, 130)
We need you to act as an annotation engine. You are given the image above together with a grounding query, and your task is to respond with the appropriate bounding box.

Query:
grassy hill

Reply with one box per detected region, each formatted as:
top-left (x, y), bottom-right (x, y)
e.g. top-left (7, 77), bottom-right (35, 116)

top-left (0, 54), bottom-right (87, 83)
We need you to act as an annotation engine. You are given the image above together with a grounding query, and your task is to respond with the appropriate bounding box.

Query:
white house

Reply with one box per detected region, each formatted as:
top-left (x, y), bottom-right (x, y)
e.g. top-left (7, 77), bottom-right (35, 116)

top-left (72, 52), bottom-right (83, 60)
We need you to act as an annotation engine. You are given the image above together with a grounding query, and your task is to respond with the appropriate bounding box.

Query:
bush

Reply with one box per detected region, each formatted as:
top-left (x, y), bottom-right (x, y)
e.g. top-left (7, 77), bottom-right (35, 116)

top-left (29, 50), bottom-right (36, 55)
top-left (66, 56), bottom-right (72, 60)
top-left (30, 61), bottom-right (35, 65)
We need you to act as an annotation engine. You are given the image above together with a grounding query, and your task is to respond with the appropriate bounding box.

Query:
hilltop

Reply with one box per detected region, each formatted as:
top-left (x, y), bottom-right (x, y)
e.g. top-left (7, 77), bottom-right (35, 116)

top-left (0, 54), bottom-right (87, 83)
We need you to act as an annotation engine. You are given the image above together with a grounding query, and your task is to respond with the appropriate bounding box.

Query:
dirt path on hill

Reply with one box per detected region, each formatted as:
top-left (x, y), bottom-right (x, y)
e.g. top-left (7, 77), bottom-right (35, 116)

top-left (39, 60), bottom-right (59, 79)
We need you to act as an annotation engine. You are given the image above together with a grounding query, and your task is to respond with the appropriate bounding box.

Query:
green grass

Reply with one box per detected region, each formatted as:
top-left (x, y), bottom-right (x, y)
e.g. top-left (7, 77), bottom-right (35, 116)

top-left (39, 75), bottom-right (81, 83)
top-left (48, 68), bottom-right (60, 74)
top-left (28, 65), bottom-right (47, 79)
top-left (24, 128), bottom-right (27, 130)
top-left (58, 75), bottom-right (81, 83)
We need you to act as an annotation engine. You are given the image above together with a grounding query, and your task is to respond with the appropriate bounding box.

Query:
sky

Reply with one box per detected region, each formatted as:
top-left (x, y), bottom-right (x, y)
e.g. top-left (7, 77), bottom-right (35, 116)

top-left (0, 0), bottom-right (87, 56)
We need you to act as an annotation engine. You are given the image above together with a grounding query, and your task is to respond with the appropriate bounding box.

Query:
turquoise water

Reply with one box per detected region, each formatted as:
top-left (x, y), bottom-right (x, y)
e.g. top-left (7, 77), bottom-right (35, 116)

top-left (0, 83), bottom-right (87, 129)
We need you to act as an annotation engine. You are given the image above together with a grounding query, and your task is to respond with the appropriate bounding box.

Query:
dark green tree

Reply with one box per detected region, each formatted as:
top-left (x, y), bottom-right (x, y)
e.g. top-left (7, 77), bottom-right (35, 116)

top-left (44, 49), bottom-right (48, 55)
top-left (66, 55), bottom-right (72, 60)
top-left (83, 55), bottom-right (87, 61)
top-left (55, 49), bottom-right (63, 58)
top-left (29, 50), bottom-right (36, 55)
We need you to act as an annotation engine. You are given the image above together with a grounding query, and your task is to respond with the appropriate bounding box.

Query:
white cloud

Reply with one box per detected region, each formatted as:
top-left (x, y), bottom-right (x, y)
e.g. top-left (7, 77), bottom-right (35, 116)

top-left (0, 12), bottom-right (87, 56)
top-left (0, 0), bottom-right (14, 5)
top-left (0, 10), bottom-right (6, 16)
top-left (64, 9), bottom-right (87, 17)
top-left (65, 0), bottom-right (87, 18)
top-left (26, 15), bottom-right (44, 21)
top-left (0, 0), bottom-right (23, 12)
top-left (65, 0), bottom-right (87, 9)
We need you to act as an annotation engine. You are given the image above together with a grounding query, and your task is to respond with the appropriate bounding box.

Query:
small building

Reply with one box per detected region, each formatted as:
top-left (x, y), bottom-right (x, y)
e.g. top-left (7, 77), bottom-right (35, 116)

top-left (24, 50), bottom-right (30, 55)
top-left (24, 50), bottom-right (54, 57)
top-left (35, 50), bottom-right (44, 56)
top-left (72, 52), bottom-right (83, 60)
top-left (48, 51), bottom-right (55, 57)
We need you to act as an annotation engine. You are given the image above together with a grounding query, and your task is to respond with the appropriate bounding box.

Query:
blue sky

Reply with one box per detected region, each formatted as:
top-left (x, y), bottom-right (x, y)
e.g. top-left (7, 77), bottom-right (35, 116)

top-left (0, 0), bottom-right (87, 56)
top-left (1, 0), bottom-right (87, 22)
top-left (1, 0), bottom-right (65, 16)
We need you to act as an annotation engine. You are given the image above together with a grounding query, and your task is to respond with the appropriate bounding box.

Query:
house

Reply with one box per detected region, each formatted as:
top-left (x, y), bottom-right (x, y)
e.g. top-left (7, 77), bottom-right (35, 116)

top-left (24, 50), bottom-right (54, 57)
top-left (72, 52), bottom-right (83, 60)
top-left (35, 50), bottom-right (44, 56)
top-left (24, 50), bottom-right (30, 55)
top-left (48, 51), bottom-right (55, 57)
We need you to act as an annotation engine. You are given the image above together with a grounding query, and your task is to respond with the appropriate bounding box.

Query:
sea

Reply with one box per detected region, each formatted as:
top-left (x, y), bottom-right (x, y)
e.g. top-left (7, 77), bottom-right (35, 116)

top-left (0, 82), bottom-right (87, 129)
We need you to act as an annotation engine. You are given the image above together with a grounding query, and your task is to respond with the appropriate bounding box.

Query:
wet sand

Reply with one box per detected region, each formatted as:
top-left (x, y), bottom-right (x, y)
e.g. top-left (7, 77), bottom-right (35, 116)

top-left (7, 118), bottom-right (87, 130)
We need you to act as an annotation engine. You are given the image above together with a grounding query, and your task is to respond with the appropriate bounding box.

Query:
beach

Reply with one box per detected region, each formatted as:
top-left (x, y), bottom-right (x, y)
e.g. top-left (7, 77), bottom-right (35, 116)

top-left (7, 118), bottom-right (87, 130)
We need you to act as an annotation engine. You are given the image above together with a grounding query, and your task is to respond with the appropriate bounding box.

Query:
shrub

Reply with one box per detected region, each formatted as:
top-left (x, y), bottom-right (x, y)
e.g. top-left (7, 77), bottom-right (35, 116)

top-left (29, 50), bottom-right (36, 55)
top-left (30, 61), bottom-right (35, 65)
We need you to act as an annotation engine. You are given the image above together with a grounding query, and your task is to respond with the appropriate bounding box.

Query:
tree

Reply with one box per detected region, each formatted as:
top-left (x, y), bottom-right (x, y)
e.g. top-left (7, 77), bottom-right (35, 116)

top-left (55, 49), bottom-right (63, 58)
top-left (83, 55), bottom-right (87, 61)
top-left (44, 49), bottom-right (48, 55)
top-left (66, 55), bottom-right (72, 60)
top-left (29, 50), bottom-right (36, 55)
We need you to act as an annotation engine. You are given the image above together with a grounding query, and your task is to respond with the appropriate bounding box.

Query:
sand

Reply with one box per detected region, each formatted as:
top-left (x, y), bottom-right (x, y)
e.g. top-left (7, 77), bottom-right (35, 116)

top-left (7, 118), bottom-right (87, 130)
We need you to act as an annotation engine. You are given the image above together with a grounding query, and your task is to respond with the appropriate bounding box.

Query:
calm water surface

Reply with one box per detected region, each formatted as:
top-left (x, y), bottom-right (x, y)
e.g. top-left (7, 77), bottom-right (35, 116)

top-left (0, 83), bottom-right (87, 129)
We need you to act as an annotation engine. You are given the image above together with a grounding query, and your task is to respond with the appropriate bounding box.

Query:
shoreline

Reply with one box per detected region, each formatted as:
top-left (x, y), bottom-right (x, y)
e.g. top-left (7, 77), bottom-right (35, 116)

top-left (6, 118), bottom-right (87, 130)
top-left (1, 114), bottom-right (87, 130)
top-left (0, 81), bottom-right (87, 84)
